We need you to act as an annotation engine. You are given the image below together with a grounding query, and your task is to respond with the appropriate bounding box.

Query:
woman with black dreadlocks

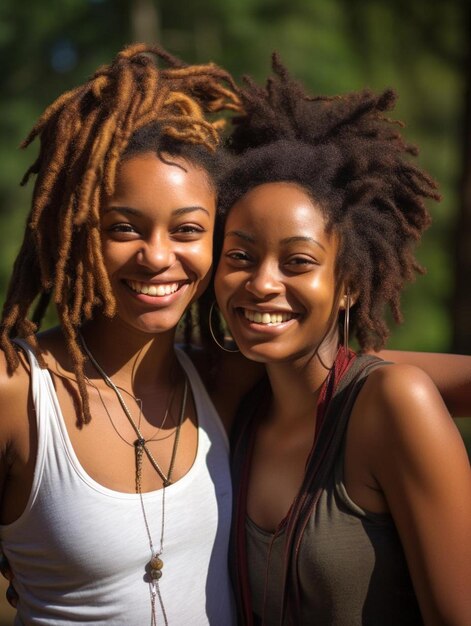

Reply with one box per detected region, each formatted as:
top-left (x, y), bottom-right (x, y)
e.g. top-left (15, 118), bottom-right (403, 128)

top-left (214, 57), bottom-right (471, 625)
top-left (0, 44), bottom-right (246, 625)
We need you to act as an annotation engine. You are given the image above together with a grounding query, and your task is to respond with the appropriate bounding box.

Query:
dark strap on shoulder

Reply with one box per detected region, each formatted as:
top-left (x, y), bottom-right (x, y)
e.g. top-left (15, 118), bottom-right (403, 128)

top-left (283, 354), bottom-right (389, 624)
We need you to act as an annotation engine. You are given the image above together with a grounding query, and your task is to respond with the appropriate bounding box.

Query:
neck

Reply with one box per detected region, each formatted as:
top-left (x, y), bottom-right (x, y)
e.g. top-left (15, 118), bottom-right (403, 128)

top-left (80, 315), bottom-right (179, 394)
top-left (265, 337), bottom-right (340, 427)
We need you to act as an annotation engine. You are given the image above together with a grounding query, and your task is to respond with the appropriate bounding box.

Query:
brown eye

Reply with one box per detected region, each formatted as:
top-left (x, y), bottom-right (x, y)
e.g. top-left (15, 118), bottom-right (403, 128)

top-left (173, 224), bottom-right (205, 235)
top-left (287, 257), bottom-right (312, 265)
top-left (285, 255), bottom-right (318, 272)
top-left (226, 250), bottom-right (251, 263)
top-left (110, 223), bottom-right (136, 233)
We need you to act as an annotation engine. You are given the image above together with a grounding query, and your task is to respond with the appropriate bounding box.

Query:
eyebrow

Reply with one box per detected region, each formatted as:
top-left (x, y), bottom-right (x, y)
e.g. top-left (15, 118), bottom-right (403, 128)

top-left (281, 235), bottom-right (326, 251)
top-left (224, 230), bottom-right (326, 251)
top-left (103, 205), bottom-right (210, 217)
top-left (224, 229), bottom-right (256, 243)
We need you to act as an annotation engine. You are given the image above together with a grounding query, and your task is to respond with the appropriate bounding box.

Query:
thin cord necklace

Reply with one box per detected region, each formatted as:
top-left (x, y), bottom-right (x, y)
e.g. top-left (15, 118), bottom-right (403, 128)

top-left (79, 332), bottom-right (188, 625)
top-left (85, 375), bottom-right (177, 446)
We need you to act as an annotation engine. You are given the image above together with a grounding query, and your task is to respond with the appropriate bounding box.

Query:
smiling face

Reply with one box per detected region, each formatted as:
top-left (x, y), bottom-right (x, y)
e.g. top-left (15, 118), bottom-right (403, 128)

top-left (215, 182), bottom-right (342, 364)
top-left (100, 152), bottom-right (216, 335)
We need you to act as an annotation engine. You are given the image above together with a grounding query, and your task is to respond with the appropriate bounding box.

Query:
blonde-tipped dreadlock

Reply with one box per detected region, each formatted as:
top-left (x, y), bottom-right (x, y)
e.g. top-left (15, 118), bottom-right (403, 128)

top-left (1, 43), bottom-right (240, 424)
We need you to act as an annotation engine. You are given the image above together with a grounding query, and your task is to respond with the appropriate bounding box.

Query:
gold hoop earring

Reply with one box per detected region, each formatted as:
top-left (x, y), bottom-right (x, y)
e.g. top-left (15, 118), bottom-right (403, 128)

top-left (343, 291), bottom-right (351, 349)
top-left (208, 301), bottom-right (240, 353)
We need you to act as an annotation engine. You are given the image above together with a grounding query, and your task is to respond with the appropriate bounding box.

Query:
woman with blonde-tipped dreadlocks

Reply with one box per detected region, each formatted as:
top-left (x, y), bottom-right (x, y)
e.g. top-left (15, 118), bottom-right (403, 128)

top-left (0, 43), bottom-right (245, 625)
top-left (215, 56), bottom-right (471, 624)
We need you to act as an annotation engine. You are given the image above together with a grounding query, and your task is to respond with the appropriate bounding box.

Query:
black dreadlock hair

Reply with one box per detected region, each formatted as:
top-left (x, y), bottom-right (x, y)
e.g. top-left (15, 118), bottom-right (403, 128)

top-left (218, 53), bottom-right (440, 351)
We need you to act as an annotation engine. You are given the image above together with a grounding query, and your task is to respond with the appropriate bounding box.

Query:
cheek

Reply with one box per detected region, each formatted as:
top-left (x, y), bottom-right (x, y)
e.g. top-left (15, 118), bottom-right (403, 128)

top-left (190, 247), bottom-right (213, 303)
top-left (100, 242), bottom-right (123, 276)
top-left (304, 271), bottom-right (337, 312)
top-left (177, 234), bottom-right (212, 273)
top-left (214, 267), bottom-right (240, 311)
top-left (213, 267), bottom-right (229, 309)
top-left (213, 272), bottom-right (225, 305)
top-left (192, 241), bottom-right (213, 276)
top-left (184, 244), bottom-right (214, 305)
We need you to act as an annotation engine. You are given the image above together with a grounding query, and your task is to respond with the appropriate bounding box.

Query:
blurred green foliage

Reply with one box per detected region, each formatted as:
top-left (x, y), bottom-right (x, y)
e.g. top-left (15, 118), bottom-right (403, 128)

top-left (0, 0), bottom-right (469, 354)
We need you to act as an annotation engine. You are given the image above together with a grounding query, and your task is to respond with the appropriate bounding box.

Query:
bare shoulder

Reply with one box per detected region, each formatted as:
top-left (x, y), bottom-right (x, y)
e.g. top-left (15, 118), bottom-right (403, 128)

top-left (0, 329), bottom-right (66, 483)
top-left (0, 345), bottom-right (32, 463)
top-left (351, 362), bottom-right (467, 474)
top-left (352, 361), bottom-right (470, 500)
top-left (364, 360), bottom-right (442, 395)
top-left (0, 346), bottom-right (31, 413)
top-left (0, 327), bottom-right (71, 440)
top-left (374, 349), bottom-right (471, 417)
top-left (357, 362), bottom-right (450, 431)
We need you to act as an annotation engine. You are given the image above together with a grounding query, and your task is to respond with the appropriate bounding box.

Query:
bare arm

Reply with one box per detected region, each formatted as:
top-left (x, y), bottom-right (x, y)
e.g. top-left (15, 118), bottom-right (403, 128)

top-left (363, 365), bottom-right (471, 624)
top-left (375, 350), bottom-right (471, 417)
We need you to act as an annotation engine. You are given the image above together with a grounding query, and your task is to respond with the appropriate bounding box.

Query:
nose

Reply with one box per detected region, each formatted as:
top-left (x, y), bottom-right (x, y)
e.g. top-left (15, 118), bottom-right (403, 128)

top-left (245, 260), bottom-right (283, 298)
top-left (136, 234), bottom-right (176, 271)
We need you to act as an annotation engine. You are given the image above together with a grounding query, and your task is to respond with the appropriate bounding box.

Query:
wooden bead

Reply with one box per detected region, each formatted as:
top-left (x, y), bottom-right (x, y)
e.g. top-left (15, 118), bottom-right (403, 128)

top-left (150, 556), bottom-right (163, 570)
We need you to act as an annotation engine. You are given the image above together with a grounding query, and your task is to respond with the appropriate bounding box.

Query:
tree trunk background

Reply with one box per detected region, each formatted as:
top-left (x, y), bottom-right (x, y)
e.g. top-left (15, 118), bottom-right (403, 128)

top-left (131, 0), bottom-right (160, 44)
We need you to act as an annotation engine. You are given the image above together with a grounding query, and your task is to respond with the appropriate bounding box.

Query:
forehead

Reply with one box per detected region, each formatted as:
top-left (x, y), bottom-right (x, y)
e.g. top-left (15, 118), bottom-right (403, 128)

top-left (226, 182), bottom-right (332, 243)
top-left (109, 152), bottom-right (216, 207)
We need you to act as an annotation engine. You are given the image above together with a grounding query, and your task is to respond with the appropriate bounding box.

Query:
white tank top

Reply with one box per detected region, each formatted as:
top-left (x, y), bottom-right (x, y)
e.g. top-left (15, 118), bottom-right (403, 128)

top-left (0, 342), bottom-right (235, 625)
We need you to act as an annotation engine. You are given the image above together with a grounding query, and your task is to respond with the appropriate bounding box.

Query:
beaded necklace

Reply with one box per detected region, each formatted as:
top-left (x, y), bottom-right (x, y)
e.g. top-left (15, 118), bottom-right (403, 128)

top-left (79, 332), bottom-right (188, 625)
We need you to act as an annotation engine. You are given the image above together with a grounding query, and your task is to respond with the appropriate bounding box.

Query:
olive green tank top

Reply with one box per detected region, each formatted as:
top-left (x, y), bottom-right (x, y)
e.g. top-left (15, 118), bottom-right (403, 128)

top-left (245, 441), bottom-right (422, 625)
top-left (231, 351), bottom-right (423, 625)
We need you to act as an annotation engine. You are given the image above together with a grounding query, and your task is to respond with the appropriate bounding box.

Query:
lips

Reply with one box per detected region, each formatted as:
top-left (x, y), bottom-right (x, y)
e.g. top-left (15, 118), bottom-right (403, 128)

top-left (242, 308), bottom-right (298, 325)
top-left (126, 280), bottom-right (183, 296)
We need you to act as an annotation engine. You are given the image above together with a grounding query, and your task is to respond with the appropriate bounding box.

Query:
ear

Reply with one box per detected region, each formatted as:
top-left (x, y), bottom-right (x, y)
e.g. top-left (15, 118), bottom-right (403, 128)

top-left (339, 288), bottom-right (358, 310)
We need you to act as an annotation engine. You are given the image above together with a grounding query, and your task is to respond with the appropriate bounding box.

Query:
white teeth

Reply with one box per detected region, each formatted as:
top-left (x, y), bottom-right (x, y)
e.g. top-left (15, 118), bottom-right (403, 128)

top-left (128, 281), bottom-right (180, 296)
top-left (243, 309), bottom-right (295, 325)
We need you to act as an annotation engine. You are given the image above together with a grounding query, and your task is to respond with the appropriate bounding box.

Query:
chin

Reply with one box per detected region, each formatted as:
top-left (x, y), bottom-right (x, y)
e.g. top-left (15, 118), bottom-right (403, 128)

top-left (114, 309), bottom-right (185, 337)
top-left (237, 341), bottom-right (290, 364)
top-left (239, 339), bottom-right (324, 365)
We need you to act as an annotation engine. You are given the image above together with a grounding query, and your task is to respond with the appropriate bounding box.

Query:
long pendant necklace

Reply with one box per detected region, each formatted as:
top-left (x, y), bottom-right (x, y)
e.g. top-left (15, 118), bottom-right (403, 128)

top-left (79, 332), bottom-right (188, 625)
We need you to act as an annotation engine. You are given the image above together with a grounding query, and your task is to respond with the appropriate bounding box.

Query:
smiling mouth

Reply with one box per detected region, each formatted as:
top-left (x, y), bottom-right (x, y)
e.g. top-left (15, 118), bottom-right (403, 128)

top-left (242, 308), bottom-right (298, 325)
top-left (126, 280), bottom-right (183, 296)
